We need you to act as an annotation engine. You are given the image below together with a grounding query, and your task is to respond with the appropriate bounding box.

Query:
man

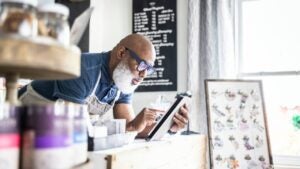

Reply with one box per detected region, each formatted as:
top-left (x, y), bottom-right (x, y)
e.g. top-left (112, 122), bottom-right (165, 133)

top-left (18, 34), bottom-right (188, 137)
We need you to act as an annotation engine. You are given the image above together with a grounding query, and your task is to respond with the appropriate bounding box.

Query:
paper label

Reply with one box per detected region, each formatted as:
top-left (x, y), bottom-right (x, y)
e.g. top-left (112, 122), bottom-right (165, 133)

top-left (0, 133), bottom-right (20, 148)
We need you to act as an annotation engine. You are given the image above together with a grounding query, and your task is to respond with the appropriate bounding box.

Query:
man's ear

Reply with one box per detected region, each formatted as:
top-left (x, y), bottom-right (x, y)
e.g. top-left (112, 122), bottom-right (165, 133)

top-left (117, 46), bottom-right (127, 60)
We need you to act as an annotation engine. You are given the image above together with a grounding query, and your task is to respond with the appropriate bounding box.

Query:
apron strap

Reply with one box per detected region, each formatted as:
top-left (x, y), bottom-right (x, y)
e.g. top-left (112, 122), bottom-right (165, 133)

top-left (91, 69), bottom-right (102, 95)
top-left (114, 90), bottom-right (121, 102)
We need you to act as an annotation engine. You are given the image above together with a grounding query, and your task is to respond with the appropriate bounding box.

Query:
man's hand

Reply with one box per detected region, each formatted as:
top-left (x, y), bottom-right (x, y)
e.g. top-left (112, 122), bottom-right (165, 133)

top-left (169, 104), bottom-right (189, 132)
top-left (131, 108), bottom-right (163, 132)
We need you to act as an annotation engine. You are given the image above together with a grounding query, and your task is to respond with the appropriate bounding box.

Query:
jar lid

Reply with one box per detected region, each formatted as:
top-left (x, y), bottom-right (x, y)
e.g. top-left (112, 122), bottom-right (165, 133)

top-left (1, 0), bottom-right (38, 7)
top-left (38, 3), bottom-right (70, 17)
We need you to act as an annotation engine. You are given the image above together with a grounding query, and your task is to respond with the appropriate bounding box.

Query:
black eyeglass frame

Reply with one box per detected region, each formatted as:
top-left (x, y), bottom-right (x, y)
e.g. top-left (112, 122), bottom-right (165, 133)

top-left (125, 47), bottom-right (155, 75)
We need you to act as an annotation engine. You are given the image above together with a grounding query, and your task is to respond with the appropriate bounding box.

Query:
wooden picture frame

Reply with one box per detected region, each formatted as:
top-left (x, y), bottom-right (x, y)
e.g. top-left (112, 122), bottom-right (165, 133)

top-left (205, 79), bottom-right (273, 169)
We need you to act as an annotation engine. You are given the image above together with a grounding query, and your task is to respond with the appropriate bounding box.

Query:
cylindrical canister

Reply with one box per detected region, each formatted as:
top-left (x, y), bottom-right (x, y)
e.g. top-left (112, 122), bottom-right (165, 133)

top-left (0, 103), bottom-right (20, 169)
top-left (22, 104), bottom-right (73, 169)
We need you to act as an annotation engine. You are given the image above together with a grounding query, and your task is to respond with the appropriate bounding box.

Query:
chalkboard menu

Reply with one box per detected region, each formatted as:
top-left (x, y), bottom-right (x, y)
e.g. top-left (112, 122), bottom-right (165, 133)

top-left (133, 0), bottom-right (177, 92)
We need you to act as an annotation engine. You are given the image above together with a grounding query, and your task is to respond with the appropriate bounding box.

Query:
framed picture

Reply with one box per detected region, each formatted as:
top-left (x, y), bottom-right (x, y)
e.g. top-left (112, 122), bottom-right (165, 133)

top-left (205, 79), bottom-right (273, 169)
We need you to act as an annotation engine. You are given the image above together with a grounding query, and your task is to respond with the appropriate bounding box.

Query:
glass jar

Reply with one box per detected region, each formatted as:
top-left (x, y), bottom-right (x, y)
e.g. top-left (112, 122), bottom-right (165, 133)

top-left (0, 0), bottom-right (38, 37)
top-left (37, 3), bottom-right (70, 46)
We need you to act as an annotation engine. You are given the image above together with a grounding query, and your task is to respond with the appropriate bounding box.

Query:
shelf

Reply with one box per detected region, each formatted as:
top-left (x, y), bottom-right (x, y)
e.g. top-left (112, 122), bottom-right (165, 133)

top-left (0, 34), bottom-right (80, 80)
top-left (0, 34), bottom-right (81, 104)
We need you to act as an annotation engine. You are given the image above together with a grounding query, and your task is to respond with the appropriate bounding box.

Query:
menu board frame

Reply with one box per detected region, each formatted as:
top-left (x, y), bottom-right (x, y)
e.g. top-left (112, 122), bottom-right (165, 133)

top-left (133, 0), bottom-right (177, 92)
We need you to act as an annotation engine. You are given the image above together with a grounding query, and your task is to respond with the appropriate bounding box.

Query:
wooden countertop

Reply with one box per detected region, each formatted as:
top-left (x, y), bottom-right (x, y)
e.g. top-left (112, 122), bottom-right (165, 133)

top-left (89, 134), bottom-right (207, 169)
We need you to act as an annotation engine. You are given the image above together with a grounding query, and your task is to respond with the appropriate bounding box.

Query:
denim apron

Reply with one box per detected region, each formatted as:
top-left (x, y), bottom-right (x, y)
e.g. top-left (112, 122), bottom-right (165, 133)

top-left (20, 71), bottom-right (120, 118)
top-left (19, 83), bottom-right (54, 105)
top-left (85, 70), bottom-right (120, 120)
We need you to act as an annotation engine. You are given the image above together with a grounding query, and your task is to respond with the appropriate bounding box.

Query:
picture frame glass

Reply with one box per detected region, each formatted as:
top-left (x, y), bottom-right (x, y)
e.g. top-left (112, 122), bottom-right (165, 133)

top-left (205, 80), bottom-right (272, 169)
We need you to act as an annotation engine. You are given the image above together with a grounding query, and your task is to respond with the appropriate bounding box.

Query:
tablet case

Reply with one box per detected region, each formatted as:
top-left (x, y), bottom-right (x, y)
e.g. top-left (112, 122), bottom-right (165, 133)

top-left (146, 96), bottom-right (190, 141)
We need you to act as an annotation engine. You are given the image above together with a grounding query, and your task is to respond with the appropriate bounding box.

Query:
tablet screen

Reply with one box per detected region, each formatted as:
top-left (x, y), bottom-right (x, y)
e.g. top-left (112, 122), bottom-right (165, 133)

top-left (146, 96), bottom-right (189, 141)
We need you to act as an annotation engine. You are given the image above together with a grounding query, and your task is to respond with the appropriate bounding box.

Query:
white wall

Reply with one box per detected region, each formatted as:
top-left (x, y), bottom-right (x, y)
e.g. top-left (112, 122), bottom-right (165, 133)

top-left (38, 0), bottom-right (54, 5)
top-left (90, 0), bottom-right (188, 114)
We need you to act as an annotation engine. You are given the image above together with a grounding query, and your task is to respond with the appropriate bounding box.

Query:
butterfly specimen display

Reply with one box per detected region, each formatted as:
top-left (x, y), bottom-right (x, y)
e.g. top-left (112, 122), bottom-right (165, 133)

top-left (205, 80), bottom-right (273, 169)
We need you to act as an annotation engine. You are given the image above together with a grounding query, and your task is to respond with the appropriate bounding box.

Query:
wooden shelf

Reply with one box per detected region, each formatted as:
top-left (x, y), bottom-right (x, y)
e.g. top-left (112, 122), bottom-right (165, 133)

top-left (0, 34), bottom-right (80, 80)
top-left (0, 34), bottom-right (81, 104)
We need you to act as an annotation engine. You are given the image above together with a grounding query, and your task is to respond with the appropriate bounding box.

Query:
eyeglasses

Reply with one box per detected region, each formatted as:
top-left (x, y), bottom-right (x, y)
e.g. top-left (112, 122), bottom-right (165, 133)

top-left (125, 47), bottom-right (155, 75)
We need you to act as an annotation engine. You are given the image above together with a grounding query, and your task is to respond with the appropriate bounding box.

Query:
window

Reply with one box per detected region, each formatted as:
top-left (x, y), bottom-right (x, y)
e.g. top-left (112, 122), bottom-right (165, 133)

top-left (236, 0), bottom-right (300, 166)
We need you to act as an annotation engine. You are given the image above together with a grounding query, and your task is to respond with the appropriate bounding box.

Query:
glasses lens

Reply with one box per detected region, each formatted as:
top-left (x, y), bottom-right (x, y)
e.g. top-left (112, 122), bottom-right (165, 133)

top-left (137, 61), bottom-right (148, 71)
top-left (137, 61), bottom-right (155, 75)
top-left (147, 67), bottom-right (155, 75)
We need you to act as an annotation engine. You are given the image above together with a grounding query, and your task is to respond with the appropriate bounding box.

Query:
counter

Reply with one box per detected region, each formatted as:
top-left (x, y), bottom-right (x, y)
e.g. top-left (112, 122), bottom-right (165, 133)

top-left (88, 134), bottom-right (207, 169)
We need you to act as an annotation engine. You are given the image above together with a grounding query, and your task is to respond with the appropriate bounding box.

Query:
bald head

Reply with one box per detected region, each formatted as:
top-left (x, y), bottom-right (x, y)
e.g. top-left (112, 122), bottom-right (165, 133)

top-left (118, 34), bottom-right (156, 64)
top-left (109, 34), bottom-right (156, 85)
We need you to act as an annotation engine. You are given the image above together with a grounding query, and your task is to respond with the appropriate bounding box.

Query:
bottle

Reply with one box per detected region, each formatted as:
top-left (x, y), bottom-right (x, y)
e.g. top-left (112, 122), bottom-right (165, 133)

top-left (37, 3), bottom-right (70, 45)
top-left (0, 0), bottom-right (38, 37)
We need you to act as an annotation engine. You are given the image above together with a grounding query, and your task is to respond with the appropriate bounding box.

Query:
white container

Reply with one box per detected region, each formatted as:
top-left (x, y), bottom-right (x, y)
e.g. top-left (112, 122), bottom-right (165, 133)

top-left (88, 131), bottom-right (137, 151)
top-left (0, 0), bottom-right (38, 37)
top-left (37, 3), bottom-right (70, 45)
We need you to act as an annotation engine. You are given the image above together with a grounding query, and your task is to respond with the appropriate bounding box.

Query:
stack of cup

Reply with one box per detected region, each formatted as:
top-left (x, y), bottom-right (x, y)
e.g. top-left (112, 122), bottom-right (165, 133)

top-left (104, 119), bottom-right (126, 135)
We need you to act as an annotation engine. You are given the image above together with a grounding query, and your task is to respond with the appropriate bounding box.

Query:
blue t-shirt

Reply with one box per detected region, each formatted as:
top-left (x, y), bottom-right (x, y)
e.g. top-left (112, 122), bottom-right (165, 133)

top-left (18, 52), bottom-right (132, 105)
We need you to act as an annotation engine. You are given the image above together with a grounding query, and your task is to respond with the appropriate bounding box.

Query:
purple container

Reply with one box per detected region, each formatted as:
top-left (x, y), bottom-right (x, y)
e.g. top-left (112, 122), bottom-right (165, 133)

top-left (0, 104), bottom-right (20, 133)
top-left (32, 105), bottom-right (72, 148)
top-left (22, 104), bottom-right (73, 169)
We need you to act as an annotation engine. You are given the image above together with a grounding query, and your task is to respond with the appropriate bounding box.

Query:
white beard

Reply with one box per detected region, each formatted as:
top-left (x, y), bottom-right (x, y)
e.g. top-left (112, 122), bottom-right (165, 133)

top-left (112, 60), bottom-right (139, 94)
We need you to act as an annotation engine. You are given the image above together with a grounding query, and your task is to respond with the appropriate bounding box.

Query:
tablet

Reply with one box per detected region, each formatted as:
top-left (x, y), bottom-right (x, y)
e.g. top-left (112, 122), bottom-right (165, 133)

top-left (145, 96), bottom-right (190, 141)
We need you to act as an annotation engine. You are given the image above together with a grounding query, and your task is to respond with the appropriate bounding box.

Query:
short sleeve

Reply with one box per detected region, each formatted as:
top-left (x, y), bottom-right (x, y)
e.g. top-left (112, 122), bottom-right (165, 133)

top-left (115, 92), bottom-right (132, 104)
top-left (53, 53), bottom-right (99, 104)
